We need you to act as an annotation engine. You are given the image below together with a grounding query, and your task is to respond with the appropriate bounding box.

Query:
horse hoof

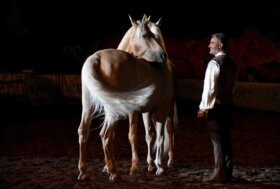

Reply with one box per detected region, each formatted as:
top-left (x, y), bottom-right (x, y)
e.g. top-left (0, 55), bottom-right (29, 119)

top-left (109, 173), bottom-right (118, 181)
top-left (156, 168), bottom-right (164, 175)
top-left (102, 165), bottom-right (109, 173)
top-left (167, 159), bottom-right (174, 168)
top-left (129, 166), bottom-right (138, 175)
top-left (78, 172), bottom-right (89, 181)
top-left (147, 165), bottom-right (155, 172)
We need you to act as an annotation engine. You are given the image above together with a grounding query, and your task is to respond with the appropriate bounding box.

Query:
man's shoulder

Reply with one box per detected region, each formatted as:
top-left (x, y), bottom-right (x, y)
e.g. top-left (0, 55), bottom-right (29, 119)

top-left (212, 54), bottom-right (226, 62)
top-left (213, 54), bottom-right (237, 68)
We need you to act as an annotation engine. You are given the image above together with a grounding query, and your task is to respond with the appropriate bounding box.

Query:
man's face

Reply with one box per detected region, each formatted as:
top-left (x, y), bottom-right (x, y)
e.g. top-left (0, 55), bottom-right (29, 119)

top-left (208, 37), bottom-right (222, 55)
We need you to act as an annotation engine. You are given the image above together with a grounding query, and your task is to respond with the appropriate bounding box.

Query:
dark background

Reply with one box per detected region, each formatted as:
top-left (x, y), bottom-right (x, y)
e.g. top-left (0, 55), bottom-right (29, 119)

top-left (1, 2), bottom-right (280, 188)
top-left (2, 0), bottom-right (280, 72)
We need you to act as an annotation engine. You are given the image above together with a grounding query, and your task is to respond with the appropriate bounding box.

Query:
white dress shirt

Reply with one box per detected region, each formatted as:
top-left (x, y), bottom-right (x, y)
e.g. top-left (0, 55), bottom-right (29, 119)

top-left (199, 52), bottom-right (225, 111)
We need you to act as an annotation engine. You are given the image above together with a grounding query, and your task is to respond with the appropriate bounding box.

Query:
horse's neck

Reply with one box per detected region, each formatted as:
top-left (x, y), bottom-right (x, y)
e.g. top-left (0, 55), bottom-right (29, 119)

top-left (117, 27), bottom-right (133, 52)
top-left (117, 38), bottom-right (129, 51)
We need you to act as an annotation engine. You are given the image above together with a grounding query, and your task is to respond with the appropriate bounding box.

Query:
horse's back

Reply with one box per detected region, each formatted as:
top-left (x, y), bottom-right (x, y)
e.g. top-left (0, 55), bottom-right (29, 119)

top-left (84, 49), bottom-right (167, 91)
top-left (86, 49), bottom-right (135, 68)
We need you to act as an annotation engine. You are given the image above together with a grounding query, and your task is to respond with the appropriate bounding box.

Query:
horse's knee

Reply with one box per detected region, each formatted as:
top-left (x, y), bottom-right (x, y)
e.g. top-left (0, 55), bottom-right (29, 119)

top-left (145, 133), bottom-right (153, 143)
top-left (156, 136), bottom-right (164, 145)
top-left (77, 127), bottom-right (85, 136)
top-left (77, 127), bottom-right (90, 143)
top-left (128, 133), bottom-right (137, 143)
top-left (145, 128), bottom-right (155, 141)
top-left (78, 113), bottom-right (92, 142)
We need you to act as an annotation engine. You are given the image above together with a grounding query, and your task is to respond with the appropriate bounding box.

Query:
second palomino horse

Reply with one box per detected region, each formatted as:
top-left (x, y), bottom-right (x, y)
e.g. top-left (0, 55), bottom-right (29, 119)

top-left (117, 15), bottom-right (177, 175)
top-left (77, 15), bottom-right (175, 181)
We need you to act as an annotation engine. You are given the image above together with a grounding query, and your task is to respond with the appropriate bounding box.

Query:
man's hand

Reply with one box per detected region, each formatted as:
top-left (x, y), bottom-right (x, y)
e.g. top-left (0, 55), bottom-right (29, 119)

top-left (197, 109), bottom-right (206, 118)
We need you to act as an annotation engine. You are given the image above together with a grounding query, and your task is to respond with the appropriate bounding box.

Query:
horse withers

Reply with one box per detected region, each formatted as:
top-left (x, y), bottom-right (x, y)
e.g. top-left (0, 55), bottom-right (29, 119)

top-left (77, 15), bottom-right (175, 181)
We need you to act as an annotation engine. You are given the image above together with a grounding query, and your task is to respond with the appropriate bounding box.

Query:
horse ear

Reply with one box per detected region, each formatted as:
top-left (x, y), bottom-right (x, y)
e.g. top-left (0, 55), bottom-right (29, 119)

top-left (156, 17), bottom-right (162, 27)
top-left (142, 14), bottom-right (148, 22)
top-left (129, 14), bottom-right (138, 26)
top-left (142, 14), bottom-right (151, 21)
top-left (142, 14), bottom-right (151, 25)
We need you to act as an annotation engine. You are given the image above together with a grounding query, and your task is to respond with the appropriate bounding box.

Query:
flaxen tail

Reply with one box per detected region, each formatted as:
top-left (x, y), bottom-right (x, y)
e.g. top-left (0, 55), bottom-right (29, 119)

top-left (81, 55), bottom-right (155, 128)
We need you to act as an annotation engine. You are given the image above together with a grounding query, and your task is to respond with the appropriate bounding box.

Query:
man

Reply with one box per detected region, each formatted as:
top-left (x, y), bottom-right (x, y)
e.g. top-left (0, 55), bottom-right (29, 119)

top-left (197, 33), bottom-right (238, 183)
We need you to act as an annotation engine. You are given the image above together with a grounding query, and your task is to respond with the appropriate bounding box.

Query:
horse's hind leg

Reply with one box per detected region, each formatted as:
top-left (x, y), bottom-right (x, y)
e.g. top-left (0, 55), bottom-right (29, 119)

top-left (100, 122), bottom-right (118, 181)
top-left (167, 102), bottom-right (178, 167)
top-left (78, 87), bottom-right (93, 181)
top-left (165, 117), bottom-right (175, 167)
top-left (142, 112), bottom-right (156, 172)
top-left (128, 113), bottom-right (139, 175)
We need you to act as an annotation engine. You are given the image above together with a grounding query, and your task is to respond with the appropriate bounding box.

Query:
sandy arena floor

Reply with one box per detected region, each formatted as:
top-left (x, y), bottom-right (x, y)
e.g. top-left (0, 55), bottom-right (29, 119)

top-left (0, 101), bottom-right (279, 188)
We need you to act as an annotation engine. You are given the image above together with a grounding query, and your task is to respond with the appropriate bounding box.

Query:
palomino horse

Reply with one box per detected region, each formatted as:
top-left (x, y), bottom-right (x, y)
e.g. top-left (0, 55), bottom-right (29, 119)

top-left (117, 15), bottom-right (177, 175)
top-left (77, 16), bottom-right (175, 181)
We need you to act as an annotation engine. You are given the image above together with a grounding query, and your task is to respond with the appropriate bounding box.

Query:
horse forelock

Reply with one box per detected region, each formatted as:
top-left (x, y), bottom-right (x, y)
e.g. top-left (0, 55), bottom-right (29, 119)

top-left (117, 20), bottom-right (148, 50)
top-left (148, 21), bottom-right (166, 52)
top-left (135, 21), bottom-right (147, 38)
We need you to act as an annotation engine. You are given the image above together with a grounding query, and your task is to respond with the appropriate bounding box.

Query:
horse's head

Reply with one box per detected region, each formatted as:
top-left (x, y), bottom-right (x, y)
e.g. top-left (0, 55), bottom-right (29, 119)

top-left (117, 15), bottom-right (167, 64)
top-left (146, 16), bottom-right (167, 52)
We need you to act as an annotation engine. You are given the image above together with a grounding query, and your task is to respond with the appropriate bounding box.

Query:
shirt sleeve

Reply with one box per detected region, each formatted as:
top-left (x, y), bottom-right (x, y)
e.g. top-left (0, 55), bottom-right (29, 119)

top-left (199, 60), bottom-right (220, 111)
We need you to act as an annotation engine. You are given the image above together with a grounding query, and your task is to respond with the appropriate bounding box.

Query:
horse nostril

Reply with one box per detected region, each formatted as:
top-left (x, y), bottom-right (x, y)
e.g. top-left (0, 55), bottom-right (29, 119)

top-left (161, 52), bottom-right (167, 61)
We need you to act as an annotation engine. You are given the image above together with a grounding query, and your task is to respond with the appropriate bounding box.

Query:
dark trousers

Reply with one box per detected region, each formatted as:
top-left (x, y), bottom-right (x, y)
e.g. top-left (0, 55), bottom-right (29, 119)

top-left (206, 104), bottom-right (233, 181)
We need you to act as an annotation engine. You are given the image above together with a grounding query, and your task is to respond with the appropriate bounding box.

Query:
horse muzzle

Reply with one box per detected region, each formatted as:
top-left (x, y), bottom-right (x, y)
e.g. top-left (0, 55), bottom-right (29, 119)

top-left (160, 52), bottom-right (167, 63)
top-left (155, 51), bottom-right (167, 63)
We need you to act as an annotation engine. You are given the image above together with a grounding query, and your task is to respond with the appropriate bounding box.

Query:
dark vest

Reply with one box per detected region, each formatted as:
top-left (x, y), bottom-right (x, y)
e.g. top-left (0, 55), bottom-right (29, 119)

top-left (212, 54), bottom-right (238, 105)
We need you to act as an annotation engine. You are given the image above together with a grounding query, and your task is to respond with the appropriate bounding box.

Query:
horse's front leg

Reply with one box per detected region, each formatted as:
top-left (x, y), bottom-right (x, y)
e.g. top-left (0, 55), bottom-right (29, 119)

top-left (77, 108), bottom-right (92, 181)
top-left (100, 122), bottom-right (118, 181)
top-left (128, 113), bottom-right (139, 175)
top-left (142, 112), bottom-right (156, 172)
top-left (154, 120), bottom-right (165, 175)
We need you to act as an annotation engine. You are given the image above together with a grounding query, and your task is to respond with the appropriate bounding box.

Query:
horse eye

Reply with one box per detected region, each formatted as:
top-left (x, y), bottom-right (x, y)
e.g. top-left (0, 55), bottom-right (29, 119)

top-left (142, 33), bottom-right (148, 38)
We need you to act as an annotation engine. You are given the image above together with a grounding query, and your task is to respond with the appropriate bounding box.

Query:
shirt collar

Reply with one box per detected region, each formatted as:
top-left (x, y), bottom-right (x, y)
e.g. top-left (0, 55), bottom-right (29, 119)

top-left (215, 51), bottom-right (226, 57)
